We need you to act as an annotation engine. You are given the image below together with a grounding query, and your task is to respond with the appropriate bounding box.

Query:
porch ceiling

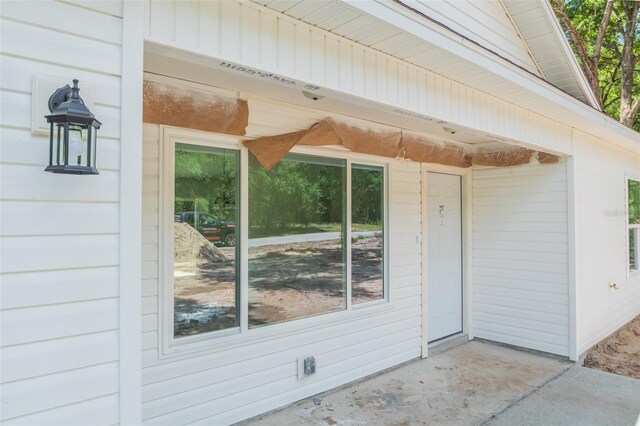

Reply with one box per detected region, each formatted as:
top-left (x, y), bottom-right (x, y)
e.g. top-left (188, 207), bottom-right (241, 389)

top-left (250, 0), bottom-right (593, 108)
top-left (249, 0), bottom-right (640, 154)
top-left (145, 50), bottom-right (560, 170)
top-left (144, 48), bottom-right (497, 149)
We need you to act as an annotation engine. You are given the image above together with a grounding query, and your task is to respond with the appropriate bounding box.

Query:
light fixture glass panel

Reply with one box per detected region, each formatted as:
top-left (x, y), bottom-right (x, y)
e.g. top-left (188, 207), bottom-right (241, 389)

top-left (68, 125), bottom-right (86, 166)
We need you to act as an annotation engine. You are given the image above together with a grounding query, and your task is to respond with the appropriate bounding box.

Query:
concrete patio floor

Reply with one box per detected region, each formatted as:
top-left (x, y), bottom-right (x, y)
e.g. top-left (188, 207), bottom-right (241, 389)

top-left (485, 365), bottom-right (640, 426)
top-left (243, 340), bottom-right (575, 425)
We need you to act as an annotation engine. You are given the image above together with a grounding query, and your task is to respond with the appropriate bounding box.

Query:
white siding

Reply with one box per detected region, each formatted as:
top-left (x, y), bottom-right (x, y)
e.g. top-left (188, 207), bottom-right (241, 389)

top-left (472, 161), bottom-right (570, 356)
top-left (140, 96), bottom-right (424, 424)
top-left (573, 132), bottom-right (640, 355)
top-left (144, 0), bottom-right (573, 157)
top-left (0, 1), bottom-right (123, 423)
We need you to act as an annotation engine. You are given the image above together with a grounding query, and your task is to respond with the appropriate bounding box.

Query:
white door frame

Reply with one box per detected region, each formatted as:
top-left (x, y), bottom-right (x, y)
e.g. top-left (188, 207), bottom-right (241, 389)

top-left (420, 163), bottom-right (473, 358)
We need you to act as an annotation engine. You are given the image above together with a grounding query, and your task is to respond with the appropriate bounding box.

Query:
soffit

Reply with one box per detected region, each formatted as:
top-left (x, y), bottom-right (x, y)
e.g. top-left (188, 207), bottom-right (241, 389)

top-left (248, 0), bottom-right (640, 154)
top-left (144, 50), bottom-right (497, 147)
top-left (502, 0), bottom-right (598, 109)
top-left (251, 0), bottom-right (596, 110)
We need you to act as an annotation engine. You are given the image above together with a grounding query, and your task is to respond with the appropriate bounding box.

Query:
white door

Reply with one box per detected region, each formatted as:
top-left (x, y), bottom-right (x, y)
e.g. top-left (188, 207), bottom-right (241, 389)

top-left (427, 172), bottom-right (463, 342)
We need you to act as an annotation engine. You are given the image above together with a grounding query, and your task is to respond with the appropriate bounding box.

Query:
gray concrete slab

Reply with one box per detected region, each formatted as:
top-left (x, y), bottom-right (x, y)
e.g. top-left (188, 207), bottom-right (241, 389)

top-left (485, 366), bottom-right (640, 426)
top-left (244, 340), bottom-right (571, 426)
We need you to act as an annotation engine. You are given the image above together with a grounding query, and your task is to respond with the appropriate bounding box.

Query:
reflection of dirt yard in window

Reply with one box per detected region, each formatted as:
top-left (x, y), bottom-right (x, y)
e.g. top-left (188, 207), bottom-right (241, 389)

top-left (174, 234), bottom-right (383, 337)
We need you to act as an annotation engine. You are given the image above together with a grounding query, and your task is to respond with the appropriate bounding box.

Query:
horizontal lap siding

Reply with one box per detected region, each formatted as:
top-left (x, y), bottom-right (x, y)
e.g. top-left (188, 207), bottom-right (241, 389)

top-left (145, 0), bottom-right (572, 156)
top-left (0, 1), bottom-right (122, 423)
top-left (141, 100), bottom-right (423, 423)
top-left (574, 132), bottom-right (640, 355)
top-left (472, 162), bottom-right (570, 356)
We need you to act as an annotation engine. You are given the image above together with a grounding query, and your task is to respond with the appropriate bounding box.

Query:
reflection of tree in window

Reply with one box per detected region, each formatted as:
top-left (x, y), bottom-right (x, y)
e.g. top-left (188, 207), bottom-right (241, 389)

top-left (352, 164), bottom-right (384, 305)
top-left (175, 147), bottom-right (238, 222)
top-left (173, 143), bottom-right (240, 338)
top-left (248, 153), bottom-right (347, 327)
top-left (629, 180), bottom-right (640, 271)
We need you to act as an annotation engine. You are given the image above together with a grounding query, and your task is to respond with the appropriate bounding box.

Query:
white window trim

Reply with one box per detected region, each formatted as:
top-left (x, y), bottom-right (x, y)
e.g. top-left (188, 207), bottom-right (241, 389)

top-left (627, 175), bottom-right (640, 277)
top-left (159, 126), bottom-right (391, 359)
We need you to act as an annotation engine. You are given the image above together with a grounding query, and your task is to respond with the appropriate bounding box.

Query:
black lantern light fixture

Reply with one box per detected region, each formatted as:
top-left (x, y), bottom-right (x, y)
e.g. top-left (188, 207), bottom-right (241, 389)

top-left (45, 79), bottom-right (101, 174)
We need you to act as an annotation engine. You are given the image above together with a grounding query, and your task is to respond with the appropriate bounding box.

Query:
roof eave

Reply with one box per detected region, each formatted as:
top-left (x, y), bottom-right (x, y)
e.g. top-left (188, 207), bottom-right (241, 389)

top-left (340, 0), bottom-right (639, 152)
top-left (538, 0), bottom-right (602, 111)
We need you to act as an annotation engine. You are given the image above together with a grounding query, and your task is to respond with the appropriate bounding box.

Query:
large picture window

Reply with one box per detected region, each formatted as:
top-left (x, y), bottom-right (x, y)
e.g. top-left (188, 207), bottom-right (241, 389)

top-left (165, 133), bottom-right (387, 347)
top-left (629, 179), bottom-right (639, 272)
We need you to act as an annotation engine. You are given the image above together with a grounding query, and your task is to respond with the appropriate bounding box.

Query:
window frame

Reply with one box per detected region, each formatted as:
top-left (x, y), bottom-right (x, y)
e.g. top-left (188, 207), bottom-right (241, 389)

top-left (627, 176), bottom-right (640, 276)
top-left (160, 128), bottom-right (245, 355)
top-left (159, 127), bottom-right (391, 359)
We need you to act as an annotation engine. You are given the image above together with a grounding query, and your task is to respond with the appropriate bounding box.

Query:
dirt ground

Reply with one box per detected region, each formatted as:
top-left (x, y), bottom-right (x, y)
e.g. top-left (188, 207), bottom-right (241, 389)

top-left (173, 231), bottom-right (383, 338)
top-left (583, 315), bottom-right (640, 379)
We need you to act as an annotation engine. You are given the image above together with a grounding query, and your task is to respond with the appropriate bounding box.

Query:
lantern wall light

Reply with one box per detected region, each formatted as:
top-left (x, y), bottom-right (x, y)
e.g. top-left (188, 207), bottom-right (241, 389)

top-left (45, 79), bottom-right (101, 175)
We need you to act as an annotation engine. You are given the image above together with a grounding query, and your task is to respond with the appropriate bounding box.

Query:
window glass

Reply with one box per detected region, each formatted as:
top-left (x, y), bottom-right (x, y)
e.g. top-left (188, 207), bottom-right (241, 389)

top-left (352, 164), bottom-right (385, 304)
top-left (173, 143), bottom-right (239, 337)
top-left (629, 180), bottom-right (639, 225)
top-left (248, 153), bottom-right (347, 327)
top-left (630, 180), bottom-right (640, 271)
top-left (630, 229), bottom-right (637, 271)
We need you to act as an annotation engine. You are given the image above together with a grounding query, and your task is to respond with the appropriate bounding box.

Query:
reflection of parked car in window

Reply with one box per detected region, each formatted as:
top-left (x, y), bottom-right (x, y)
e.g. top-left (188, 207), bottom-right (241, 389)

top-left (175, 211), bottom-right (236, 246)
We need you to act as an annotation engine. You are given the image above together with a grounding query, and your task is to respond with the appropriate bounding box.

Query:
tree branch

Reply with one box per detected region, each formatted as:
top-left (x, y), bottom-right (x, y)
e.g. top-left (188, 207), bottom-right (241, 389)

top-left (613, 7), bottom-right (627, 37)
top-left (593, 0), bottom-right (615, 68)
top-left (630, 96), bottom-right (640, 121)
top-left (551, 0), bottom-right (603, 108)
top-left (618, 0), bottom-right (639, 128)
top-left (604, 97), bottom-right (620, 111)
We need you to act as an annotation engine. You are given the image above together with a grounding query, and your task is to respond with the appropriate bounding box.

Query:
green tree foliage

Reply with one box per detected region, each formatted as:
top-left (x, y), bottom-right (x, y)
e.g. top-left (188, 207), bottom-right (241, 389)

top-left (248, 153), bottom-right (345, 230)
top-left (175, 148), bottom-right (384, 233)
top-left (551, 0), bottom-right (640, 130)
top-left (352, 166), bottom-right (383, 226)
top-left (174, 146), bottom-right (238, 221)
top-left (630, 179), bottom-right (640, 225)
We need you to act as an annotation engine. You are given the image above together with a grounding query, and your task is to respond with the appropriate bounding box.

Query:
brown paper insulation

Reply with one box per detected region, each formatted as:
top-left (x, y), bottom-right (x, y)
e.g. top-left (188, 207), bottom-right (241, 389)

top-left (143, 81), bottom-right (248, 136)
top-left (297, 120), bottom-right (341, 146)
top-left (299, 118), bottom-right (402, 159)
top-left (402, 134), bottom-right (471, 168)
top-left (537, 151), bottom-right (561, 164)
top-left (471, 146), bottom-right (535, 167)
top-left (240, 118), bottom-right (562, 170)
top-left (331, 120), bottom-right (402, 158)
top-left (242, 130), bottom-right (307, 170)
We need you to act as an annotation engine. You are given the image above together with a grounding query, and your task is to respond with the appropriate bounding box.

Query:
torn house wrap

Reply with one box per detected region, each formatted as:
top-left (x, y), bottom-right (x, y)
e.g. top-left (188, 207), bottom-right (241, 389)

top-left (143, 81), bottom-right (249, 136)
top-left (242, 118), bottom-right (559, 169)
top-left (140, 84), bottom-right (560, 169)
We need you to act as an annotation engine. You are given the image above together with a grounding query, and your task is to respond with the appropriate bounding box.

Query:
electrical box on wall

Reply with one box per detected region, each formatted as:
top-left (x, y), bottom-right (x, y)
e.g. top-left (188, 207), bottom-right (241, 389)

top-left (298, 356), bottom-right (317, 379)
top-left (304, 357), bottom-right (316, 375)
